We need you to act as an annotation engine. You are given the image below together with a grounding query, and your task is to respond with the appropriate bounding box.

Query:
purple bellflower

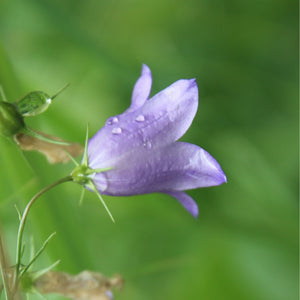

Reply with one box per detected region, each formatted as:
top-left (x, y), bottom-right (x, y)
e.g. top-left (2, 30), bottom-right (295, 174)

top-left (71, 64), bottom-right (226, 220)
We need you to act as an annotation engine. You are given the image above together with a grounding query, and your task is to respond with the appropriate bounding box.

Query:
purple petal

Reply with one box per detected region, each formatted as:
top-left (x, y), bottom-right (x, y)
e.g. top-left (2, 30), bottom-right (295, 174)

top-left (91, 142), bottom-right (227, 195)
top-left (127, 64), bottom-right (152, 112)
top-left (167, 191), bottom-right (199, 217)
top-left (88, 78), bottom-right (198, 169)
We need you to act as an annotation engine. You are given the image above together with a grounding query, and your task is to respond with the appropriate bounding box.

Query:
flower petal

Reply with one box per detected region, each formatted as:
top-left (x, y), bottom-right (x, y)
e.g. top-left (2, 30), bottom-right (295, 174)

top-left (127, 64), bottom-right (152, 112)
top-left (167, 191), bottom-right (199, 217)
top-left (88, 78), bottom-right (198, 169)
top-left (92, 142), bottom-right (227, 195)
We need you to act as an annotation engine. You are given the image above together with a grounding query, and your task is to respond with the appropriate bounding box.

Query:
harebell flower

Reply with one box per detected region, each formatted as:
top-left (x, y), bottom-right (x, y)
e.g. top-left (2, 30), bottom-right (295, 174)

top-left (71, 64), bottom-right (227, 219)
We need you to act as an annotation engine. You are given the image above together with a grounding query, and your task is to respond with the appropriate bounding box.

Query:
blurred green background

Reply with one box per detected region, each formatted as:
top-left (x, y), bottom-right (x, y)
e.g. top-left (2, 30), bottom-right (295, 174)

top-left (0, 0), bottom-right (298, 299)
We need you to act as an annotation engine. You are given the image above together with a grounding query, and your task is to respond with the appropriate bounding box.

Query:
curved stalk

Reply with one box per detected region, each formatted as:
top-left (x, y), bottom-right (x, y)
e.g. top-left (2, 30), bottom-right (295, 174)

top-left (14, 176), bottom-right (72, 290)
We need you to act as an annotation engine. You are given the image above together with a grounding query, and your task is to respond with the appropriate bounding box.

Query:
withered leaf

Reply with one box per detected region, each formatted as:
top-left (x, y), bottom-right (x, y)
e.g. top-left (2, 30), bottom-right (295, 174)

top-left (34, 270), bottom-right (123, 300)
top-left (14, 131), bottom-right (83, 164)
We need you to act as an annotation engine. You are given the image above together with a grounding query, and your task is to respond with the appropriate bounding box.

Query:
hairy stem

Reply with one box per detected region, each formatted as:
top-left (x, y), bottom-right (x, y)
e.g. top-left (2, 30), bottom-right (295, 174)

top-left (13, 176), bottom-right (72, 292)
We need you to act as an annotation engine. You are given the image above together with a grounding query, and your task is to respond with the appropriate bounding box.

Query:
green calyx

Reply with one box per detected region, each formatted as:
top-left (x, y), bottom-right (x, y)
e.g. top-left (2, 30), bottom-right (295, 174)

top-left (0, 101), bottom-right (25, 136)
top-left (69, 126), bottom-right (115, 223)
top-left (69, 127), bottom-right (93, 185)
top-left (70, 125), bottom-right (113, 185)
top-left (70, 164), bottom-right (92, 185)
top-left (70, 162), bottom-right (115, 223)
top-left (70, 163), bottom-right (113, 185)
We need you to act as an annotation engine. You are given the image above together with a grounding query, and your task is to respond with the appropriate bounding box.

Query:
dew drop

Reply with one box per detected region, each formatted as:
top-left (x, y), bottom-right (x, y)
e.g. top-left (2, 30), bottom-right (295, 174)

top-left (112, 127), bottom-right (122, 135)
top-left (135, 114), bottom-right (145, 122)
top-left (106, 116), bottom-right (119, 125)
top-left (143, 140), bottom-right (152, 149)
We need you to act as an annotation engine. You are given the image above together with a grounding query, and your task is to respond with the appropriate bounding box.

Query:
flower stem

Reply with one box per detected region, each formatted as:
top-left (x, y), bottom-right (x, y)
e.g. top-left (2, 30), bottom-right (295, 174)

top-left (13, 176), bottom-right (72, 292)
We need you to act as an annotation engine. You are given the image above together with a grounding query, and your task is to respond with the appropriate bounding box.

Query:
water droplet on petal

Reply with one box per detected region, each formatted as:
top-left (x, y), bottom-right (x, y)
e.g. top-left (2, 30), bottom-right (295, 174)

top-left (135, 114), bottom-right (145, 122)
top-left (112, 127), bottom-right (122, 135)
top-left (106, 116), bottom-right (119, 125)
top-left (143, 140), bottom-right (152, 149)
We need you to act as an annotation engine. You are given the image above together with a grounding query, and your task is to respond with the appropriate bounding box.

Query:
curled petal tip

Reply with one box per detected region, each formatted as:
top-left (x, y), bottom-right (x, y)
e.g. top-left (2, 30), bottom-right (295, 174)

top-left (222, 173), bottom-right (228, 184)
top-left (189, 203), bottom-right (199, 218)
top-left (188, 79), bottom-right (198, 98)
top-left (190, 78), bottom-right (197, 85)
top-left (215, 165), bottom-right (227, 186)
top-left (186, 78), bottom-right (197, 89)
top-left (129, 64), bottom-right (152, 112)
top-left (198, 147), bottom-right (227, 187)
top-left (141, 63), bottom-right (151, 74)
top-left (211, 163), bottom-right (227, 186)
top-left (167, 191), bottom-right (199, 218)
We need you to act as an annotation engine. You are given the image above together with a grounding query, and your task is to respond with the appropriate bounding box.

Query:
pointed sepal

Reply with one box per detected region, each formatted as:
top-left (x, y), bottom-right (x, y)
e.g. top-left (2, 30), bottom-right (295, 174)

top-left (82, 124), bottom-right (89, 167)
top-left (87, 181), bottom-right (115, 223)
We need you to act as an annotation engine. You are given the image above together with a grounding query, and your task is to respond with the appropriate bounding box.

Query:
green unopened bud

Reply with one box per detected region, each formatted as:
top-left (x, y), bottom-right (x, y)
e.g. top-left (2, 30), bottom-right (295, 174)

top-left (0, 101), bottom-right (25, 136)
top-left (16, 91), bottom-right (51, 117)
top-left (15, 84), bottom-right (69, 117)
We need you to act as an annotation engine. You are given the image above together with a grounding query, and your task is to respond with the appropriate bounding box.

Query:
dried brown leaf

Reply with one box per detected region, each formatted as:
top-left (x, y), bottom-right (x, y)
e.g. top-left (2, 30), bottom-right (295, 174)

top-left (14, 132), bottom-right (83, 164)
top-left (35, 270), bottom-right (123, 300)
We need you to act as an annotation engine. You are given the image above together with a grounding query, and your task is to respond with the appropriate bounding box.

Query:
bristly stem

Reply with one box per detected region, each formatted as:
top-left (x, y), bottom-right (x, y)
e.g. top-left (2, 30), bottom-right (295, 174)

top-left (19, 232), bottom-right (56, 279)
top-left (14, 176), bottom-right (72, 291)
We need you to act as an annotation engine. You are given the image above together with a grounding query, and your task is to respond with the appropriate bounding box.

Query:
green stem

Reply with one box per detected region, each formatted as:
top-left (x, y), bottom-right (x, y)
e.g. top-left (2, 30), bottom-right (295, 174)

top-left (21, 127), bottom-right (70, 146)
top-left (14, 176), bottom-right (72, 291)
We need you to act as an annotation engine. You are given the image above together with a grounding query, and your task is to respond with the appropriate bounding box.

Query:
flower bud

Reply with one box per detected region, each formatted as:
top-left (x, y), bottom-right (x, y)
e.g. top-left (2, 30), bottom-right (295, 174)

top-left (16, 91), bottom-right (52, 117)
top-left (0, 101), bottom-right (25, 136)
